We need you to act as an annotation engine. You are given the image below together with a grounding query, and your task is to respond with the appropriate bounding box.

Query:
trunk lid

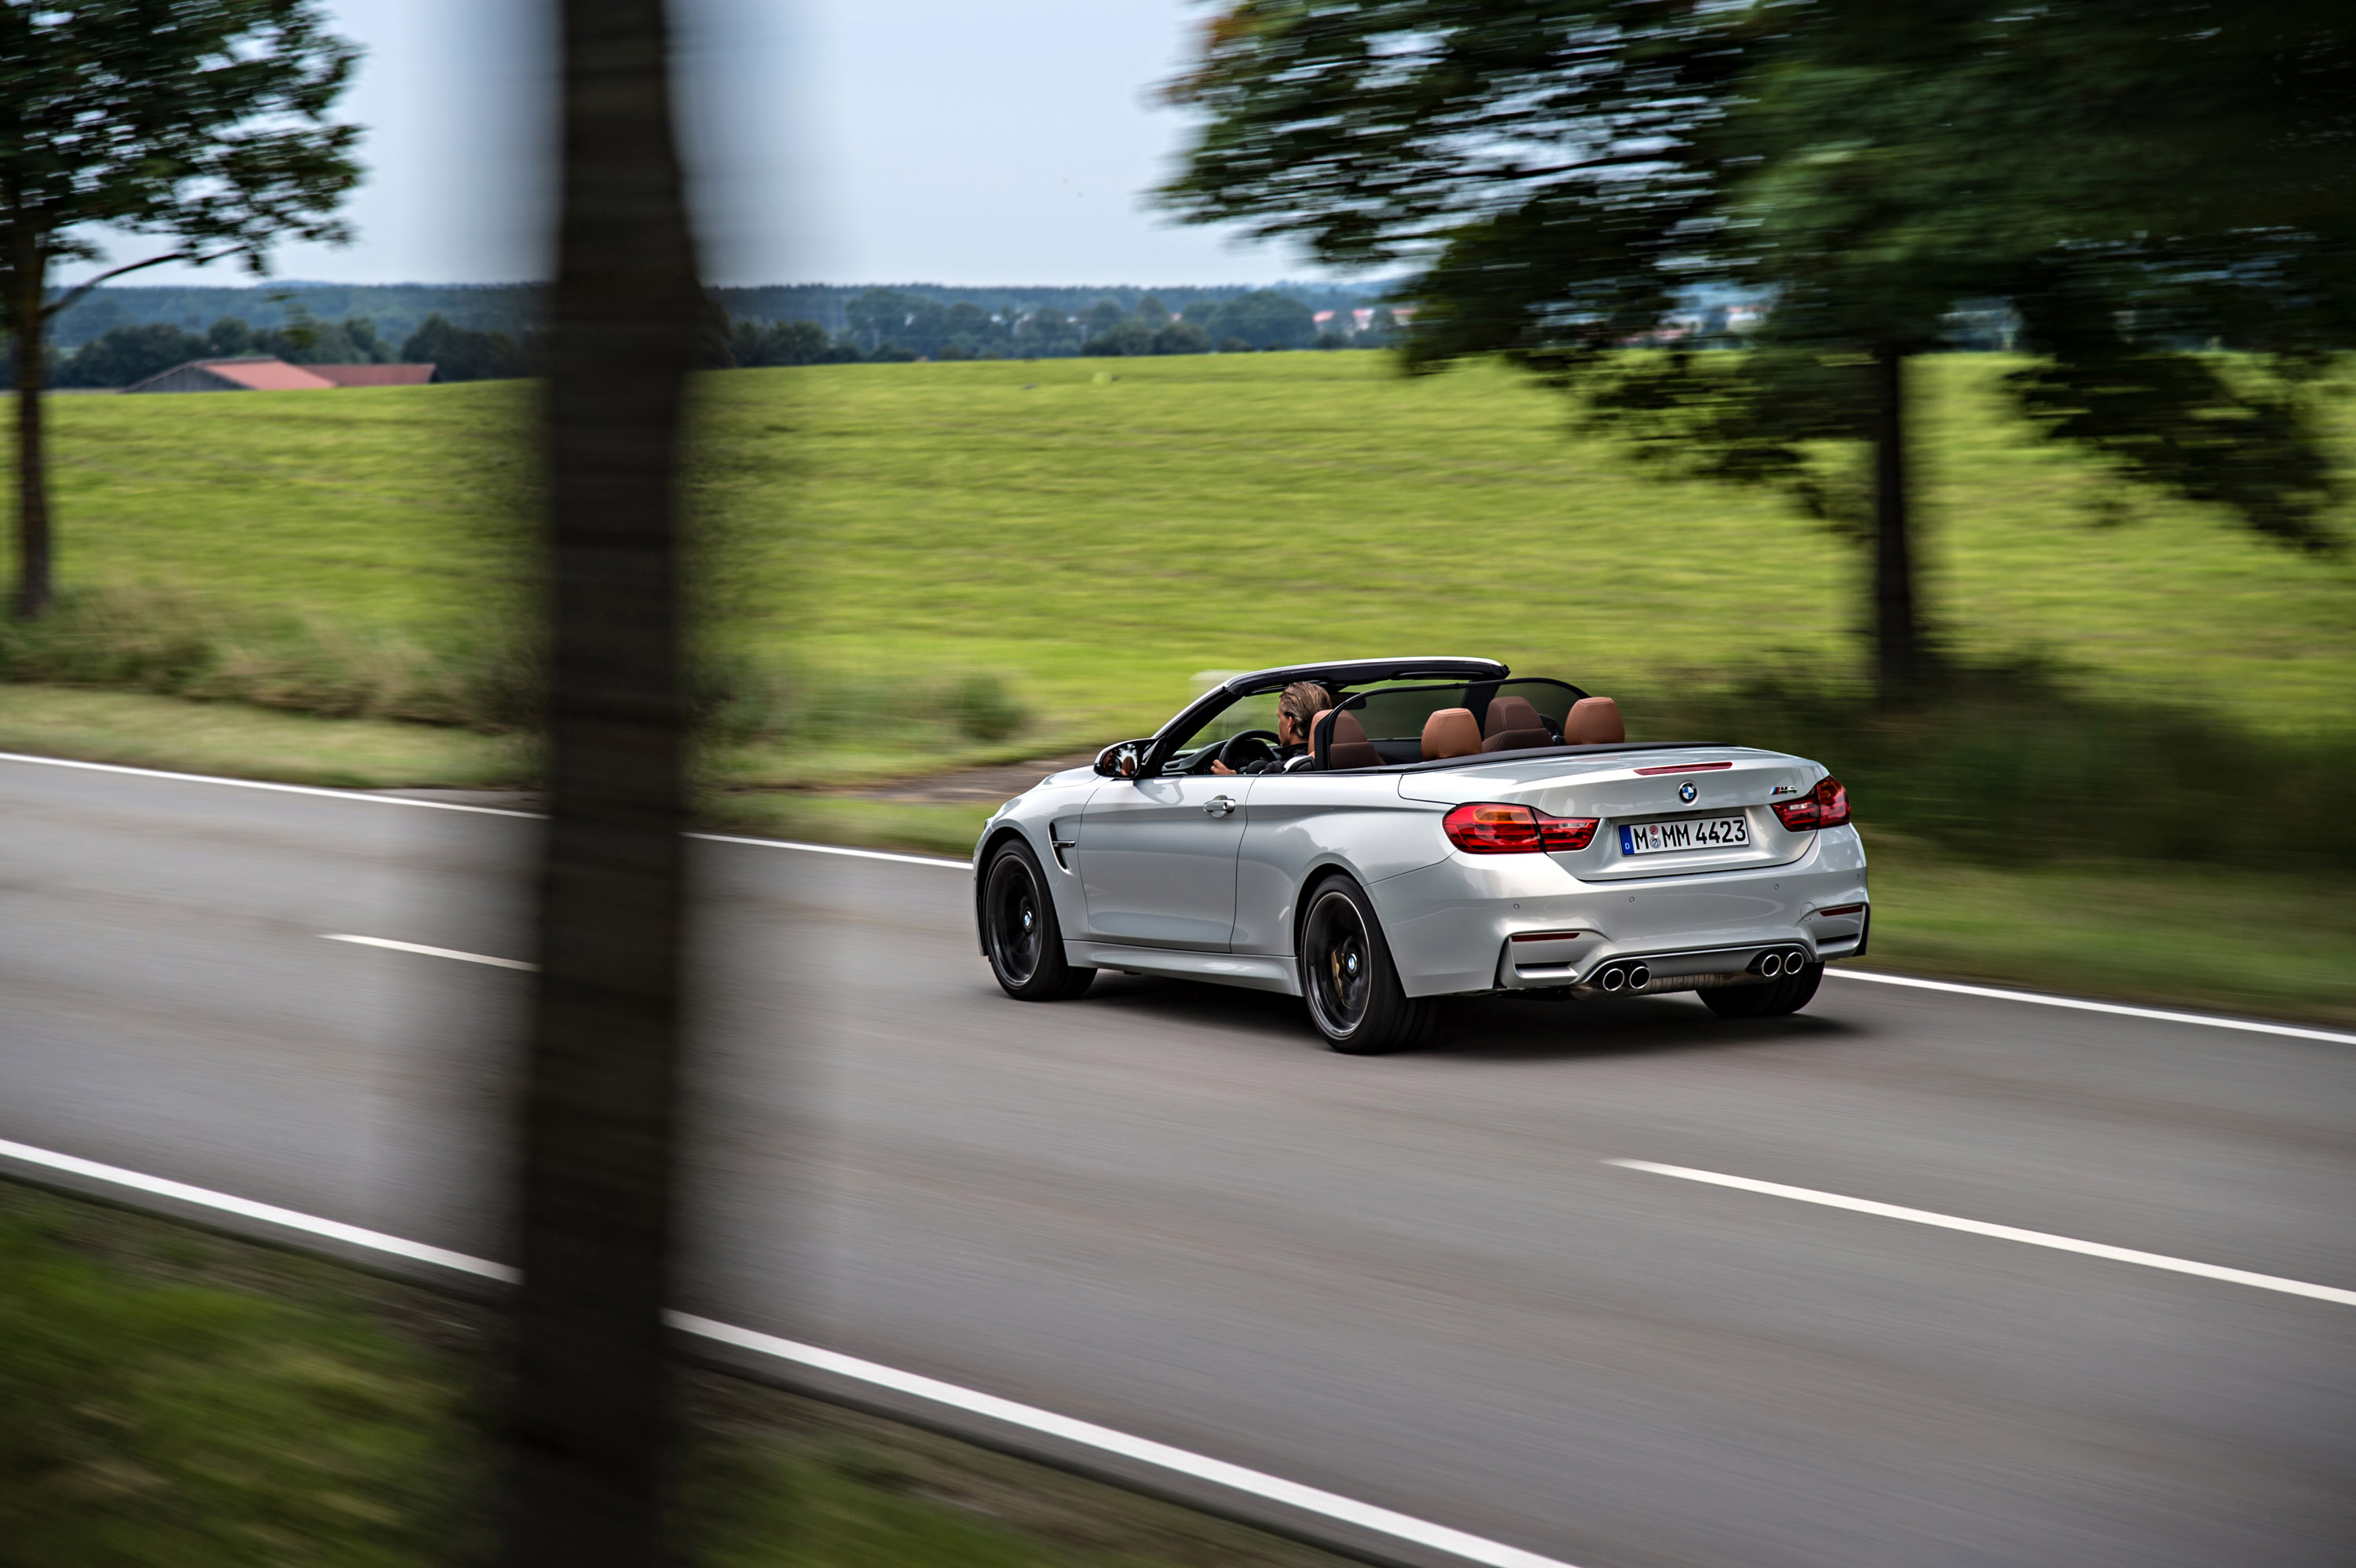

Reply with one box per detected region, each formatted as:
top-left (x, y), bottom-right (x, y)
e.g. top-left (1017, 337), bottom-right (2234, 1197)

top-left (1397, 746), bottom-right (1824, 879)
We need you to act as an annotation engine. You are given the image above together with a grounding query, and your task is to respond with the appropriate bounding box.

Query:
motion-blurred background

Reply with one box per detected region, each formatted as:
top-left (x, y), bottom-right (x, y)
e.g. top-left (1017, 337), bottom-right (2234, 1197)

top-left (2, 2), bottom-right (2351, 1564)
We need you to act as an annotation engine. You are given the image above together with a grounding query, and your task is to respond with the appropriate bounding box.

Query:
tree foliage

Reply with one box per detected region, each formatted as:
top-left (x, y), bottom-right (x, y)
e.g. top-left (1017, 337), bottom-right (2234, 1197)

top-left (2, 0), bottom-right (362, 616)
top-left (1163, 0), bottom-right (2355, 686)
top-left (401, 312), bottom-right (532, 382)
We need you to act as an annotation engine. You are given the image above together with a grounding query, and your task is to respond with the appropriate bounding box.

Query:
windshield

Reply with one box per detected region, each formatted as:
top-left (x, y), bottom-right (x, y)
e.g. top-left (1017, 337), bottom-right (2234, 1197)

top-left (1157, 689), bottom-right (1284, 773)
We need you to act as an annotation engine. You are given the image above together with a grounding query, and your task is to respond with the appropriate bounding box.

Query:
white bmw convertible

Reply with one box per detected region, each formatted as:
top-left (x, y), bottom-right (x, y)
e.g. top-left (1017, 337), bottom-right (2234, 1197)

top-left (974, 657), bottom-right (1869, 1053)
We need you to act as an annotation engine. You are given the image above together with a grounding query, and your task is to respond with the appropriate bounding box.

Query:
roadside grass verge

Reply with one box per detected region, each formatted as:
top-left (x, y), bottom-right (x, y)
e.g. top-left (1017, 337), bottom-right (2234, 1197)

top-left (0, 685), bottom-right (530, 789)
top-left (0, 1182), bottom-right (1350, 1568)
top-left (1854, 833), bottom-right (2356, 1029)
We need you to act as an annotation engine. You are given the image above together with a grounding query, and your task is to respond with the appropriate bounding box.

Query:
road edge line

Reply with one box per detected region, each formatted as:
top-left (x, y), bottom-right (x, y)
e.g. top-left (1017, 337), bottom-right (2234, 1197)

top-left (0, 749), bottom-right (541, 815)
top-left (1824, 967), bottom-right (2356, 1047)
top-left (0, 751), bottom-right (971, 869)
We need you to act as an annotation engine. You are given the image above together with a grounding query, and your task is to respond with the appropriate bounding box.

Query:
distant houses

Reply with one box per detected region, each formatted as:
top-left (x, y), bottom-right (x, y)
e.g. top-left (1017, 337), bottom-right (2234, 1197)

top-left (123, 357), bottom-right (437, 393)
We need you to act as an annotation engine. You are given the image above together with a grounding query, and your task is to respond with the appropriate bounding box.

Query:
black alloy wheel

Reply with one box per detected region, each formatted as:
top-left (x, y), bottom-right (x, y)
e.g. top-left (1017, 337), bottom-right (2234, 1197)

top-left (1699, 960), bottom-right (1824, 1018)
top-left (1299, 875), bottom-right (1432, 1054)
top-left (983, 842), bottom-right (1095, 1001)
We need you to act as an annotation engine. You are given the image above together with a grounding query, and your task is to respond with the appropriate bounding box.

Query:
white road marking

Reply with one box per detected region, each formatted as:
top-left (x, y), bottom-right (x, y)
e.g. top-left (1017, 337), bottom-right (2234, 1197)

top-left (322, 934), bottom-right (537, 970)
top-left (0, 1133), bottom-right (1582, 1568)
top-left (1610, 1159), bottom-right (2356, 1309)
top-left (0, 750), bottom-right (965, 868)
top-left (10, 748), bottom-right (2347, 1042)
top-left (0, 1135), bottom-right (518, 1283)
top-left (677, 1312), bottom-right (1580, 1568)
top-left (1825, 967), bottom-right (2356, 1047)
top-left (0, 750), bottom-right (537, 815)
top-left (689, 831), bottom-right (968, 870)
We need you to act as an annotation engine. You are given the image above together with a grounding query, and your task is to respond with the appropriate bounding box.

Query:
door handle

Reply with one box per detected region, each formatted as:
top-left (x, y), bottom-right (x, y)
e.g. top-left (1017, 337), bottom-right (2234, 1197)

top-left (1204, 795), bottom-right (1238, 817)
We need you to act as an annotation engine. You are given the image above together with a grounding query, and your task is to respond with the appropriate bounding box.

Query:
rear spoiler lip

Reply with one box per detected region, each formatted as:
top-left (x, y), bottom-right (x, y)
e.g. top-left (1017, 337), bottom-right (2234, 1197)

top-left (1348, 740), bottom-right (1743, 776)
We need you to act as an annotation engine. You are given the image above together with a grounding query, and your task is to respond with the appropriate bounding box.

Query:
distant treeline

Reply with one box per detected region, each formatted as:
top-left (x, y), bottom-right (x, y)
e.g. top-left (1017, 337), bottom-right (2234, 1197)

top-left (42, 279), bottom-right (1390, 352)
top-left (33, 311), bottom-right (532, 388)
top-left (733, 288), bottom-right (1404, 365)
top-left (20, 287), bottom-right (1403, 388)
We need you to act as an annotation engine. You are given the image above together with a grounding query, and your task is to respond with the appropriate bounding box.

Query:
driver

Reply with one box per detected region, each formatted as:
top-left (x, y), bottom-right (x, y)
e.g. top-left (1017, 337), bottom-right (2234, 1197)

top-left (1213, 681), bottom-right (1334, 775)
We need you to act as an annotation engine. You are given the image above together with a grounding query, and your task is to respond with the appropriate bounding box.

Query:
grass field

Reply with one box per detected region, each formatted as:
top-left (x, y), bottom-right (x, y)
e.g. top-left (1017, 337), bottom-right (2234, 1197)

top-left (23, 353), bottom-right (2356, 740)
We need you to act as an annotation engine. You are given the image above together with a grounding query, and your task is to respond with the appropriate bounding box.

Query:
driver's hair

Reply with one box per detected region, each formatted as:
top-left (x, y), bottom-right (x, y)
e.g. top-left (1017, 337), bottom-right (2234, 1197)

top-left (1279, 682), bottom-right (1336, 736)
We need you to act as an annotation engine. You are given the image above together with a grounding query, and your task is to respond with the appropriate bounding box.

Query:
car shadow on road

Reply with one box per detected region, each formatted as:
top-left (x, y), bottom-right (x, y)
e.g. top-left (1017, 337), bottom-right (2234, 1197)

top-left (1434, 993), bottom-right (1860, 1062)
top-left (1074, 973), bottom-right (1323, 1044)
top-left (1070, 974), bottom-right (1860, 1061)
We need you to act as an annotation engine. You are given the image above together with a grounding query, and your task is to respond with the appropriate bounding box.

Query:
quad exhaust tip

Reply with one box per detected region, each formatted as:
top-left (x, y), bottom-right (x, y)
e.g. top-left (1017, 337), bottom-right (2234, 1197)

top-left (1593, 961), bottom-right (1653, 992)
top-left (1753, 947), bottom-right (1809, 978)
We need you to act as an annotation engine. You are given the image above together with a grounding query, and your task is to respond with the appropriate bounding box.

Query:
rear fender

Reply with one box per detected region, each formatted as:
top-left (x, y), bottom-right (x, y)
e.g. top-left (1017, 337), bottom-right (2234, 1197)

top-left (1234, 773), bottom-right (1447, 956)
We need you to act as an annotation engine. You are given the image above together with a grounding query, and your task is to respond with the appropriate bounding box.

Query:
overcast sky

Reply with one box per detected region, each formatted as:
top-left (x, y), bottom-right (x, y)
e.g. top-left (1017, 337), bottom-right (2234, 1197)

top-left (57, 0), bottom-right (1323, 292)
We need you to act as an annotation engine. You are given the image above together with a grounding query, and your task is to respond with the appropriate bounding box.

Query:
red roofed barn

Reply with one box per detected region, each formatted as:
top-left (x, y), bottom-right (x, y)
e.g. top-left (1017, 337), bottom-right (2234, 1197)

top-left (123, 356), bottom-right (437, 393)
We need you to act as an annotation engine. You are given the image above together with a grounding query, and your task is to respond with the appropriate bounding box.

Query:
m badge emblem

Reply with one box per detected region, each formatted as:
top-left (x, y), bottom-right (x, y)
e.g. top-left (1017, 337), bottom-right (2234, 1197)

top-left (1678, 781), bottom-right (1698, 802)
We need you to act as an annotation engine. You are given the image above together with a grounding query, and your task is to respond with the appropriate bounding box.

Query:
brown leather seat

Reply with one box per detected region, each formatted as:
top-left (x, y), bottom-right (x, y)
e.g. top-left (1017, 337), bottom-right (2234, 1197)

top-left (1313, 707), bottom-right (1382, 769)
top-left (1564, 696), bottom-right (1624, 744)
top-left (1421, 707), bottom-right (1481, 760)
top-left (1480, 694), bottom-right (1551, 754)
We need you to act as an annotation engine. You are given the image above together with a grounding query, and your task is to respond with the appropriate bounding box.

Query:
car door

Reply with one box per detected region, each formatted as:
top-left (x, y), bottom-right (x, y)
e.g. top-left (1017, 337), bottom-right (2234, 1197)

top-left (1075, 774), bottom-right (1251, 950)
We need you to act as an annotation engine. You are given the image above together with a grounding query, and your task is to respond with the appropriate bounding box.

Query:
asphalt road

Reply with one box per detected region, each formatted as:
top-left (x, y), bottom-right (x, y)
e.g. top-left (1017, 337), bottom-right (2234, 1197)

top-left (5, 753), bottom-right (2354, 1568)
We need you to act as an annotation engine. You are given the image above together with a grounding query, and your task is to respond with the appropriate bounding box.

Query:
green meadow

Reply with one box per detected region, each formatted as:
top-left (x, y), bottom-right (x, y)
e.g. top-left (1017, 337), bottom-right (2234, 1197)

top-left (24, 351), bottom-right (2356, 735)
top-left (6, 351), bottom-right (2354, 1019)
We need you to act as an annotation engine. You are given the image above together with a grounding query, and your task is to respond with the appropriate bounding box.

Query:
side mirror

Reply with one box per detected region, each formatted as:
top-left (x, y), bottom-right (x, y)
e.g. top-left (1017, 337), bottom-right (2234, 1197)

top-left (1093, 740), bottom-right (1147, 779)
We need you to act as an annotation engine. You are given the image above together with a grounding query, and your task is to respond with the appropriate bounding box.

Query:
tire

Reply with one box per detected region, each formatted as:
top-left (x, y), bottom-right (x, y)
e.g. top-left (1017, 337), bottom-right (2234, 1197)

top-left (1699, 961), bottom-right (1823, 1018)
top-left (1298, 875), bottom-right (1432, 1054)
top-left (982, 841), bottom-right (1096, 1000)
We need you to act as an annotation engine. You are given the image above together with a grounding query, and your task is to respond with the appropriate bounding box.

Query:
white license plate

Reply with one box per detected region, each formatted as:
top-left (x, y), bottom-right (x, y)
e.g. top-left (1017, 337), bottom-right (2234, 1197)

top-left (1621, 816), bottom-right (1750, 854)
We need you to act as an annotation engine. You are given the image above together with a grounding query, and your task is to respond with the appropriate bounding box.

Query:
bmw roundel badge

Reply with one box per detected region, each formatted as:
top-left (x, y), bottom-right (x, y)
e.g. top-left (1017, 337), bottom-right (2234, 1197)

top-left (1678, 780), bottom-right (1698, 802)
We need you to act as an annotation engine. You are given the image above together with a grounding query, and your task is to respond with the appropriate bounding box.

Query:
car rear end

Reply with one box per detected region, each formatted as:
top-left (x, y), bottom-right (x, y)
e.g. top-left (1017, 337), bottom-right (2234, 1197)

top-left (1370, 747), bottom-right (1868, 999)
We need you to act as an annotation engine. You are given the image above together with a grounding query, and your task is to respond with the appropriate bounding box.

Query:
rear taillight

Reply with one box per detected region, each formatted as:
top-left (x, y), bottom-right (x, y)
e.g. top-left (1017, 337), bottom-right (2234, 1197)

top-left (1772, 775), bottom-right (1850, 832)
top-left (1443, 802), bottom-right (1599, 853)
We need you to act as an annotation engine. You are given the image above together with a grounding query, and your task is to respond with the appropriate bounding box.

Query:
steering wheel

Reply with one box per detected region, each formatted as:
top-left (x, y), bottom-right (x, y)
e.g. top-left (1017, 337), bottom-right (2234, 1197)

top-left (1214, 729), bottom-right (1282, 773)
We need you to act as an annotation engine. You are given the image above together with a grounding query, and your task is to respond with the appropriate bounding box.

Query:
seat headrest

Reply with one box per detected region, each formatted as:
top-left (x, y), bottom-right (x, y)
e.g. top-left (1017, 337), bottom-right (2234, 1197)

top-left (1483, 695), bottom-right (1543, 738)
top-left (1564, 696), bottom-right (1624, 744)
top-left (1315, 707), bottom-right (1382, 770)
top-left (1421, 707), bottom-right (1482, 760)
top-left (1477, 693), bottom-right (1551, 754)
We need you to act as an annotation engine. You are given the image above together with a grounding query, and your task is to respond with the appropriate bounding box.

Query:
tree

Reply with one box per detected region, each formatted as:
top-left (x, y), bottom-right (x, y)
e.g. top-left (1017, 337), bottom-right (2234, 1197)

top-left (1153, 320), bottom-right (1211, 355)
top-left (50, 323), bottom-right (210, 387)
top-left (729, 316), bottom-right (832, 367)
top-left (1202, 290), bottom-right (1313, 351)
top-left (1081, 317), bottom-right (1154, 356)
top-left (1019, 307), bottom-right (1076, 356)
top-left (1162, 0), bottom-right (2353, 694)
top-left (503, 0), bottom-right (704, 1561)
top-left (207, 316), bottom-right (260, 356)
top-left (1, 2), bottom-right (361, 618)
top-left (401, 312), bottom-right (532, 382)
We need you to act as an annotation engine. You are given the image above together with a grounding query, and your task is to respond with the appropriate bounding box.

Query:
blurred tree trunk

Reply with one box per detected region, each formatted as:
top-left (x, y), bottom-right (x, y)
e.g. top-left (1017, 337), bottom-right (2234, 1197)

top-left (502, 0), bottom-right (704, 1561)
top-left (1870, 345), bottom-right (1919, 695)
top-left (9, 239), bottom-right (52, 621)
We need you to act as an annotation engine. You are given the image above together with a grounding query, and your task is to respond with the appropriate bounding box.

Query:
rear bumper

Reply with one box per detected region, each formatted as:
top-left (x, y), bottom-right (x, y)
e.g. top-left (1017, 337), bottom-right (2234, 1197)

top-left (1370, 826), bottom-right (1868, 998)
